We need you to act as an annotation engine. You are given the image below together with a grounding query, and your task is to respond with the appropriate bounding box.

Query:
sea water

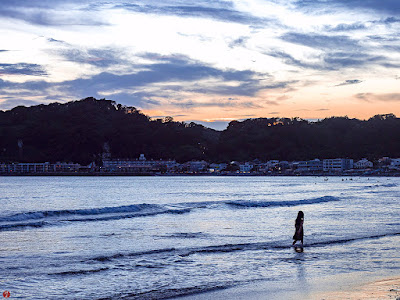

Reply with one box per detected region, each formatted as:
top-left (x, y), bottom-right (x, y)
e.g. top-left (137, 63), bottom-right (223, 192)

top-left (0, 176), bottom-right (399, 299)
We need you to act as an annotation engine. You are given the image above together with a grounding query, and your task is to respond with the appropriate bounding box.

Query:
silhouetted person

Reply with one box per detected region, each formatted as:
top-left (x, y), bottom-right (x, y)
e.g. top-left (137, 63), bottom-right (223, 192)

top-left (292, 211), bottom-right (304, 245)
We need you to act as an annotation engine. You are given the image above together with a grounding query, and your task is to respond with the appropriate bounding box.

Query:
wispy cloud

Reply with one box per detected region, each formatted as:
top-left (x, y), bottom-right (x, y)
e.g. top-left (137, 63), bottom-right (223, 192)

top-left (325, 22), bottom-right (367, 32)
top-left (57, 48), bottom-right (128, 68)
top-left (335, 79), bottom-right (362, 86)
top-left (281, 32), bottom-right (359, 50)
top-left (295, 0), bottom-right (400, 14)
top-left (112, 2), bottom-right (269, 25)
top-left (0, 63), bottom-right (47, 76)
top-left (355, 93), bottom-right (400, 102)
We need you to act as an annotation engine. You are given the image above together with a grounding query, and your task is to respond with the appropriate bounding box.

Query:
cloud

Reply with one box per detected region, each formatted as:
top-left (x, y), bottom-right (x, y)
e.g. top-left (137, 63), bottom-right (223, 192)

top-left (355, 93), bottom-right (400, 102)
top-left (0, 54), bottom-right (276, 110)
top-left (169, 99), bottom-right (262, 109)
top-left (267, 49), bottom-right (388, 71)
top-left (0, 63), bottom-right (47, 76)
top-left (295, 0), bottom-right (400, 14)
top-left (0, 1), bottom-right (109, 26)
top-left (281, 32), bottom-right (359, 50)
top-left (229, 37), bottom-right (249, 48)
top-left (58, 48), bottom-right (128, 68)
top-left (322, 52), bottom-right (387, 69)
top-left (325, 23), bottom-right (367, 32)
top-left (0, 99), bottom-right (44, 110)
top-left (112, 2), bottom-right (268, 25)
top-left (267, 50), bottom-right (321, 70)
top-left (335, 79), bottom-right (362, 86)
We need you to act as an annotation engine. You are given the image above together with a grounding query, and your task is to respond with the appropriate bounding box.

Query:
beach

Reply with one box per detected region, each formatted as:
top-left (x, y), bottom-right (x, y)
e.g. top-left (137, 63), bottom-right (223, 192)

top-left (1, 176), bottom-right (399, 299)
top-left (312, 277), bottom-right (400, 300)
top-left (180, 275), bottom-right (400, 300)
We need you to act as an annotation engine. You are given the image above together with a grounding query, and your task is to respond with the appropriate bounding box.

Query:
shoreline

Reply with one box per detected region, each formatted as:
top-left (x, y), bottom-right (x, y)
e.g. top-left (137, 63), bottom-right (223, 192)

top-left (0, 172), bottom-right (400, 177)
top-left (178, 274), bottom-right (400, 300)
top-left (311, 276), bottom-right (400, 300)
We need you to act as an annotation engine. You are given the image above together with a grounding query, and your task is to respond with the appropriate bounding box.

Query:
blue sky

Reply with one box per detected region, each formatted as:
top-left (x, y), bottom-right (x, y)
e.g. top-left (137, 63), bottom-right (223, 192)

top-left (0, 0), bottom-right (399, 129)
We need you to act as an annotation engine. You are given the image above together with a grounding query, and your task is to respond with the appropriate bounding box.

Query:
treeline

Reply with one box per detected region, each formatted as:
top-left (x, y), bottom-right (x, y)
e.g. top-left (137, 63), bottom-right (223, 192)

top-left (0, 97), bottom-right (399, 164)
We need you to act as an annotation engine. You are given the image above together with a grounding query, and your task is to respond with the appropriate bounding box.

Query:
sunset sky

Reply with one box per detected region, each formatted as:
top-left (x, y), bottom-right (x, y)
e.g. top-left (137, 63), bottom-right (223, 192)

top-left (0, 0), bottom-right (399, 129)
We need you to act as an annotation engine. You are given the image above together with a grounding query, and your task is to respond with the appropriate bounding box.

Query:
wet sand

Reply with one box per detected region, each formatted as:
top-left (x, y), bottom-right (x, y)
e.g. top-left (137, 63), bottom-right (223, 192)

top-left (179, 276), bottom-right (400, 300)
top-left (311, 277), bottom-right (400, 300)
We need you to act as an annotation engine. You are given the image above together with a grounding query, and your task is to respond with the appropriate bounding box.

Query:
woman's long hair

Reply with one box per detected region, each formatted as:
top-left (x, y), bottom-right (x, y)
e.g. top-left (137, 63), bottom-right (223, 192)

top-left (295, 211), bottom-right (304, 226)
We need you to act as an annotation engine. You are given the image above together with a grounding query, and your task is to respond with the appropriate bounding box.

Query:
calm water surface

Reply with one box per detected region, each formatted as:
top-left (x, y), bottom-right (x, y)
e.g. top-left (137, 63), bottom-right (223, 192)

top-left (0, 176), bottom-right (399, 299)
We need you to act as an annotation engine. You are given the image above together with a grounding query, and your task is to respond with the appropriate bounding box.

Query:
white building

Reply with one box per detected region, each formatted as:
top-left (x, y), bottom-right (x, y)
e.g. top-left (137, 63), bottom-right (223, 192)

top-left (239, 162), bottom-right (253, 173)
top-left (102, 154), bottom-right (176, 173)
top-left (183, 160), bottom-right (208, 172)
top-left (209, 163), bottom-right (227, 173)
top-left (354, 159), bottom-right (373, 169)
top-left (323, 158), bottom-right (354, 172)
top-left (297, 159), bottom-right (323, 172)
top-left (390, 158), bottom-right (400, 167)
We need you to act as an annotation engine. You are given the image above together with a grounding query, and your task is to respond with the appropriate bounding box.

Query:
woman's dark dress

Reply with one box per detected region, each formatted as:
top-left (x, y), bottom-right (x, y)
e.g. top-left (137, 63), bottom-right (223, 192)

top-left (293, 218), bottom-right (304, 242)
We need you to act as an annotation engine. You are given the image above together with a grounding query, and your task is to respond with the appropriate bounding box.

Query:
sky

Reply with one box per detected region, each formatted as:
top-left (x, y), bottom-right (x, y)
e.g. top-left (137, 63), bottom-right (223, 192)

top-left (0, 0), bottom-right (399, 130)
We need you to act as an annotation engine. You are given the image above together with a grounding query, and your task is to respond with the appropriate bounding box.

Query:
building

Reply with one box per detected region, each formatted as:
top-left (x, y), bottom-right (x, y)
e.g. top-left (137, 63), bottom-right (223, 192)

top-left (389, 158), bottom-right (400, 170)
top-left (323, 158), bottom-right (354, 172)
top-left (184, 160), bottom-right (208, 173)
top-left (239, 162), bottom-right (253, 173)
top-left (52, 162), bottom-right (81, 172)
top-left (4, 162), bottom-right (51, 173)
top-left (209, 163), bottom-right (227, 173)
top-left (354, 159), bottom-right (373, 169)
top-left (102, 154), bottom-right (177, 173)
top-left (0, 162), bottom-right (81, 174)
top-left (297, 159), bottom-right (323, 173)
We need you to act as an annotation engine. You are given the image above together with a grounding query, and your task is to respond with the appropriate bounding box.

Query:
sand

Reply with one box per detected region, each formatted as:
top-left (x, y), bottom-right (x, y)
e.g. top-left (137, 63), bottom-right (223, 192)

top-left (311, 277), bottom-right (400, 300)
top-left (178, 276), bottom-right (400, 300)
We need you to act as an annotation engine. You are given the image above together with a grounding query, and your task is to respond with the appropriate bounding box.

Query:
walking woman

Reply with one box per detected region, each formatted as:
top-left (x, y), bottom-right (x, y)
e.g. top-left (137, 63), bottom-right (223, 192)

top-left (292, 211), bottom-right (304, 245)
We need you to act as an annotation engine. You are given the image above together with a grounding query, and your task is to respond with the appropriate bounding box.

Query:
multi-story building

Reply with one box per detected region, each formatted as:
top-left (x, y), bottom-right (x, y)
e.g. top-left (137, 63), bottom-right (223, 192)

top-left (354, 159), bottom-right (373, 169)
top-left (102, 154), bottom-right (177, 173)
top-left (239, 162), bottom-right (253, 173)
top-left (390, 158), bottom-right (400, 168)
top-left (297, 159), bottom-right (323, 173)
top-left (323, 158), bottom-right (354, 172)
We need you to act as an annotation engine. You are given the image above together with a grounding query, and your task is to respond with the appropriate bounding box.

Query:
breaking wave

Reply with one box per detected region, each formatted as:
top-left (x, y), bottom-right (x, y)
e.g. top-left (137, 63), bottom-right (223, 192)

top-left (0, 196), bottom-right (339, 231)
top-left (225, 195), bottom-right (339, 208)
top-left (86, 231), bottom-right (400, 263)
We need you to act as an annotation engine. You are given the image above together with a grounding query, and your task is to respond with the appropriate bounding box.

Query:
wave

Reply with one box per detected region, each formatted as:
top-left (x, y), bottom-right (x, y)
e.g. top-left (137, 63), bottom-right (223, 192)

top-left (225, 195), bottom-right (339, 208)
top-left (0, 204), bottom-right (191, 231)
top-left (49, 267), bottom-right (109, 276)
top-left (98, 283), bottom-right (234, 300)
top-left (0, 195), bottom-right (339, 231)
top-left (365, 183), bottom-right (398, 189)
top-left (0, 204), bottom-right (189, 222)
top-left (87, 232), bottom-right (400, 263)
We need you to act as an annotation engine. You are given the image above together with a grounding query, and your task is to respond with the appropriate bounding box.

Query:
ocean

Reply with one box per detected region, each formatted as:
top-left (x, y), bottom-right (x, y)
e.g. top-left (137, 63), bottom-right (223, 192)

top-left (0, 176), bottom-right (399, 299)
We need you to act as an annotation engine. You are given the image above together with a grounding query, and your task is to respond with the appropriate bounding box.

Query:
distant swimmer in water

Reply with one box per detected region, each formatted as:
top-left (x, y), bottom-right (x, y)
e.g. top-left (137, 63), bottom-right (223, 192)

top-left (292, 211), bottom-right (304, 245)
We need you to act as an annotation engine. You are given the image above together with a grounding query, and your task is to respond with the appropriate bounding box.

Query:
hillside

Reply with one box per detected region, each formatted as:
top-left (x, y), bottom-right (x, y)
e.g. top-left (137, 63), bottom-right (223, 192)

top-left (1, 97), bottom-right (400, 164)
top-left (0, 98), bottom-right (219, 164)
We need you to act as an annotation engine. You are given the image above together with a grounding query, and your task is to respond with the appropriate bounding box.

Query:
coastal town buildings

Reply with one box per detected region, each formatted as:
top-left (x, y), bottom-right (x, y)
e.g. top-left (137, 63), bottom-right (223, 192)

top-left (354, 159), bottom-right (373, 169)
top-left (297, 159), bottom-right (323, 173)
top-left (239, 162), bottom-right (254, 173)
top-left (101, 154), bottom-right (177, 173)
top-left (323, 158), bottom-right (354, 172)
top-left (1, 155), bottom-right (398, 175)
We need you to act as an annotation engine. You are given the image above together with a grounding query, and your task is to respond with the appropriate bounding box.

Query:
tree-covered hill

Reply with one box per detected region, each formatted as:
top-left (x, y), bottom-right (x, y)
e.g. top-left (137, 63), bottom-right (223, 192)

top-left (216, 114), bottom-right (400, 162)
top-left (1, 97), bottom-right (400, 164)
top-left (0, 97), bottom-right (219, 164)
